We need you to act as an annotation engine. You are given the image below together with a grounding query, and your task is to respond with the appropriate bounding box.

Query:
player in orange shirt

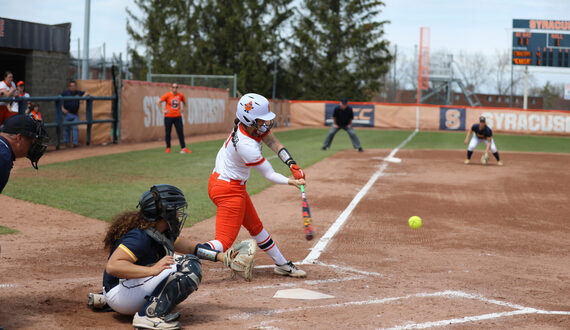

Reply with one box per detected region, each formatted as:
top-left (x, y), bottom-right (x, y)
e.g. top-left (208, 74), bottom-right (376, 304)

top-left (156, 83), bottom-right (191, 154)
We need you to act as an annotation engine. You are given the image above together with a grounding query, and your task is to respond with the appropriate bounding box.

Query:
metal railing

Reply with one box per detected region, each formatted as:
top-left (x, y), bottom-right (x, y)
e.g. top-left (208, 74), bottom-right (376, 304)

top-left (0, 95), bottom-right (118, 149)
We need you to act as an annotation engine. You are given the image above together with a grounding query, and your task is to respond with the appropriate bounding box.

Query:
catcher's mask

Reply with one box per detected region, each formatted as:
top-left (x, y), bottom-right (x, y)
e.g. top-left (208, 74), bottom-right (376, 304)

top-left (0, 114), bottom-right (49, 169)
top-left (138, 184), bottom-right (188, 240)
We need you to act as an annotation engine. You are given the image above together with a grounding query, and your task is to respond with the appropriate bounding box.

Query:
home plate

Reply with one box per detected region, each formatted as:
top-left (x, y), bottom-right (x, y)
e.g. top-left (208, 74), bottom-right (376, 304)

top-left (273, 288), bottom-right (334, 300)
top-left (372, 156), bottom-right (402, 163)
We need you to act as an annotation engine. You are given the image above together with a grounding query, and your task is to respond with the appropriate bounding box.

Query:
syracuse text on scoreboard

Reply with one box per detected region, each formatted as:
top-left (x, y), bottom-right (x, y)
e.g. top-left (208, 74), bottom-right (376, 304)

top-left (512, 19), bottom-right (570, 68)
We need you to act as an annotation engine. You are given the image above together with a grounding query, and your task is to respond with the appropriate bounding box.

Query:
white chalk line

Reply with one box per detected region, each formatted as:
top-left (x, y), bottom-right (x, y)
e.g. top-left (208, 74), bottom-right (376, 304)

top-left (0, 283), bottom-right (19, 288)
top-left (256, 261), bottom-right (382, 277)
top-left (223, 275), bottom-right (367, 291)
top-left (302, 129), bottom-right (418, 264)
top-left (233, 289), bottom-right (570, 325)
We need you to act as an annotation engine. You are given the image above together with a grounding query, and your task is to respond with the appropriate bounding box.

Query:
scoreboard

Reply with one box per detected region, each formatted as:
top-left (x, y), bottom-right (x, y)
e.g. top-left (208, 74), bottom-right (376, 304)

top-left (512, 19), bottom-right (570, 67)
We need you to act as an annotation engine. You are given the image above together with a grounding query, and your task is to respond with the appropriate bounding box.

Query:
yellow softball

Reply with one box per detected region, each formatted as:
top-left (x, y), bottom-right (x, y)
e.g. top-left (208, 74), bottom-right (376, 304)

top-left (408, 216), bottom-right (422, 229)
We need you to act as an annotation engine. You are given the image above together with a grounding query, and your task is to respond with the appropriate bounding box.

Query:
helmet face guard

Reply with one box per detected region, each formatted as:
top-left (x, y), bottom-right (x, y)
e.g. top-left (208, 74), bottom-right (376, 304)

top-left (27, 121), bottom-right (49, 170)
top-left (252, 119), bottom-right (274, 134)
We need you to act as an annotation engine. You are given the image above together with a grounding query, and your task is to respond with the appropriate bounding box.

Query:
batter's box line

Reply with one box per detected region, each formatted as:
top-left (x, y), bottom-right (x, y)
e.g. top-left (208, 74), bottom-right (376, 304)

top-left (255, 261), bottom-right (383, 277)
top-left (234, 290), bottom-right (570, 325)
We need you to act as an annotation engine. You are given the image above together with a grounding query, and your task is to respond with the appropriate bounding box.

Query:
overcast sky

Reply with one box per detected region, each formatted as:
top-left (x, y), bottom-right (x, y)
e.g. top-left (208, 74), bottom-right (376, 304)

top-left (1, 0), bottom-right (568, 86)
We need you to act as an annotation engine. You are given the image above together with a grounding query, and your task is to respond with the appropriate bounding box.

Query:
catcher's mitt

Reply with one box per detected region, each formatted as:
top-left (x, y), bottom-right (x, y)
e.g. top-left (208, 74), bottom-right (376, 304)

top-left (223, 239), bottom-right (257, 281)
top-left (480, 153), bottom-right (489, 165)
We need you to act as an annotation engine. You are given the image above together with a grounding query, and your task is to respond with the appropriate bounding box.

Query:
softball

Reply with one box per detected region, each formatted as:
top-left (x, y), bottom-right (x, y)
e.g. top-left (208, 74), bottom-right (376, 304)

top-left (408, 216), bottom-right (422, 229)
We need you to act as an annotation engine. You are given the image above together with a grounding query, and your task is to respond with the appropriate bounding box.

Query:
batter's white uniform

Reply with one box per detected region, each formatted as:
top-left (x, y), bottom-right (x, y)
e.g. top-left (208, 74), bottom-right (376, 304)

top-left (213, 125), bottom-right (289, 185)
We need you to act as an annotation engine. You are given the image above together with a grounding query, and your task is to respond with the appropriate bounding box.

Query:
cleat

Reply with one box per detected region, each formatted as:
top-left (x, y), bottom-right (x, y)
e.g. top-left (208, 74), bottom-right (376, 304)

top-left (180, 148), bottom-right (192, 154)
top-left (132, 312), bottom-right (181, 330)
top-left (464, 159), bottom-right (470, 164)
top-left (321, 146), bottom-right (327, 151)
top-left (498, 161), bottom-right (504, 166)
top-left (274, 261), bottom-right (306, 278)
top-left (87, 292), bottom-right (106, 309)
top-left (165, 148), bottom-right (171, 154)
top-left (358, 147), bottom-right (363, 152)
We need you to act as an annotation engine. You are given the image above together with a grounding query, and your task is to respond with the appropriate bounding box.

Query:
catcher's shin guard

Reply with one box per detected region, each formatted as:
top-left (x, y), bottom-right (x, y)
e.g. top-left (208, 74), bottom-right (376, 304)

top-left (144, 255), bottom-right (202, 318)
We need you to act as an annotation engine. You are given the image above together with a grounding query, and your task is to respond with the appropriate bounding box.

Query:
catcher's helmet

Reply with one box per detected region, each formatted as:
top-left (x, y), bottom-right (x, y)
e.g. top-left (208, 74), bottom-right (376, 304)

top-left (138, 184), bottom-right (188, 240)
top-left (0, 114), bottom-right (49, 169)
top-left (236, 93), bottom-right (275, 127)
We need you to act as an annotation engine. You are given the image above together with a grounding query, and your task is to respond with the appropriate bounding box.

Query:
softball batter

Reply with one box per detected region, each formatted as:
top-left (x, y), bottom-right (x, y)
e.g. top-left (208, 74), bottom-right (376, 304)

top-left (464, 116), bottom-right (503, 165)
top-left (202, 93), bottom-right (307, 278)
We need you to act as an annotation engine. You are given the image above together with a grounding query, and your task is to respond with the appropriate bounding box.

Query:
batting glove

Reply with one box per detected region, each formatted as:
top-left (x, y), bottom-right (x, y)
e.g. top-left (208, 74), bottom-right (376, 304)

top-left (290, 164), bottom-right (305, 180)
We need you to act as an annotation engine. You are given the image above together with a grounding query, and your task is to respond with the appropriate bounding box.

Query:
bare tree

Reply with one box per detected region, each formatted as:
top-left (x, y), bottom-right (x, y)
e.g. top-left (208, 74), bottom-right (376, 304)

top-left (453, 50), bottom-right (492, 93)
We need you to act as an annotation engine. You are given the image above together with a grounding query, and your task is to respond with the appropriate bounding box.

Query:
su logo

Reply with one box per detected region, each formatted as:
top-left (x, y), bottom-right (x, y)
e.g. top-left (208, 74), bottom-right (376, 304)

top-left (244, 101), bottom-right (253, 113)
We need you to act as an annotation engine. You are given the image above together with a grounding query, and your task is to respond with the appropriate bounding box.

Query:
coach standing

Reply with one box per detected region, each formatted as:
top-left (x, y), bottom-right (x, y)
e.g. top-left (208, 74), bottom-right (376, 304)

top-left (156, 83), bottom-right (191, 154)
top-left (60, 80), bottom-right (89, 148)
top-left (321, 98), bottom-right (363, 152)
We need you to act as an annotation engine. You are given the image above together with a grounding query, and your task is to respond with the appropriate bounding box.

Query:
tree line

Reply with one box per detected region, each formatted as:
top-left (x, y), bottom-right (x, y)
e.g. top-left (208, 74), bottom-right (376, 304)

top-left (126, 0), bottom-right (392, 101)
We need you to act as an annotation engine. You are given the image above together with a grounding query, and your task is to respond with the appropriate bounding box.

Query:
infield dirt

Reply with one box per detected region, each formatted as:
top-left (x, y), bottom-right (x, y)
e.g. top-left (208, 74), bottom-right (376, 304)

top-left (1, 144), bottom-right (569, 329)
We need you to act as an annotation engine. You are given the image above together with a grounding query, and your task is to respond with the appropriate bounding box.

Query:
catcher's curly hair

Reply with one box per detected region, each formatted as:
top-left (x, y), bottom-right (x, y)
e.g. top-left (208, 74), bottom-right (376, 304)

top-left (103, 211), bottom-right (156, 253)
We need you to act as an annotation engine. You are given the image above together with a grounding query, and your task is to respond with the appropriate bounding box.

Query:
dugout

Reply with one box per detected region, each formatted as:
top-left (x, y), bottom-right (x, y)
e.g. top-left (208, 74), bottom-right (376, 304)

top-left (0, 17), bottom-right (71, 123)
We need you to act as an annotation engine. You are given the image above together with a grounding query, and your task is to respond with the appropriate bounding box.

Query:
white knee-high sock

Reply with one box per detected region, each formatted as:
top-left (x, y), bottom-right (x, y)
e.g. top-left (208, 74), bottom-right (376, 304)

top-left (206, 240), bottom-right (224, 252)
top-left (253, 229), bottom-right (287, 266)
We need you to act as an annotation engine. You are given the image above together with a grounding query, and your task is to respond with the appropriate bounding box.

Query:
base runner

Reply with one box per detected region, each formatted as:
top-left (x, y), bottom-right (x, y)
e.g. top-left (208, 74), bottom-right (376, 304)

top-left (464, 116), bottom-right (503, 165)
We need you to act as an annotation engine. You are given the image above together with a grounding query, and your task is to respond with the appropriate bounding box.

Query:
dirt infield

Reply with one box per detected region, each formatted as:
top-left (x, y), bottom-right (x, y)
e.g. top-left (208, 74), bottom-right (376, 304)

top-left (1, 142), bottom-right (569, 329)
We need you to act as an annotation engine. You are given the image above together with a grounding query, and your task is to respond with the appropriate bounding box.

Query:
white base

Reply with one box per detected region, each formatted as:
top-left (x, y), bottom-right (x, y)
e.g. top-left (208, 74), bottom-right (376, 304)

top-left (273, 288), bottom-right (334, 300)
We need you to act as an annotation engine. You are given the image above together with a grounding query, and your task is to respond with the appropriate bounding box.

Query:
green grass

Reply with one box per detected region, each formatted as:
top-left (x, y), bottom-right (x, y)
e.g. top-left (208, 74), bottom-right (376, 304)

top-left (406, 130), bottom-right (570, 153)
top-left (0, 225), bottom-right (18, 235)
top-left (4, 128), bottom-right (569, 224)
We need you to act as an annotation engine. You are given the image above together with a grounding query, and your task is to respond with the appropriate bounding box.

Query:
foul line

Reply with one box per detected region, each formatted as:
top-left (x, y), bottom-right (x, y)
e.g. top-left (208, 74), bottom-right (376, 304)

top-left (302, 129), bottom-right (419, 264)
top-left (233, 289), bottom-right (570, 324)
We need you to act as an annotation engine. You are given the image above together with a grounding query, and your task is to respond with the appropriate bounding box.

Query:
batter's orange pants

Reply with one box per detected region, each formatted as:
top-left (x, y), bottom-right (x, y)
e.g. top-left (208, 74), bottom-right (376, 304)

top-left (208, 172), bottom-right (264, 250)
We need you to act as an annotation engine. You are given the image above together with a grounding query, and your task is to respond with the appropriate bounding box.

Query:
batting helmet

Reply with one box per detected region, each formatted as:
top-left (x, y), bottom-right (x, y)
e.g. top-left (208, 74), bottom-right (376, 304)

top-left (138, 184), bottom-right (188, 240)
top-left (236, 93), bottom-right (275, 127)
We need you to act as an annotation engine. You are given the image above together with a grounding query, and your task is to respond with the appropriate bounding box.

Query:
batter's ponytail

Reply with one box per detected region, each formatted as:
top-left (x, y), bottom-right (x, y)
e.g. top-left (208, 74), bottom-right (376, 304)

top-left (231, 118), bottom-right (240, 151)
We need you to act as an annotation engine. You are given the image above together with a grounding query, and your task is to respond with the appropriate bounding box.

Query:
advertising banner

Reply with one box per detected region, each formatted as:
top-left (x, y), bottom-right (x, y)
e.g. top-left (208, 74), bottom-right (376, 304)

top-left (289, 101), bottom-right (570, 136)
top-left (120, 81), bottom-right (232, 143)
top-left (439, 107), bottom-right (466, 130)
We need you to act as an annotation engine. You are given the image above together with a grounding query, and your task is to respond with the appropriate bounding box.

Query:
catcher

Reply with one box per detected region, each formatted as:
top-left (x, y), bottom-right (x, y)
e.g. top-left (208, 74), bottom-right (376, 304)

top-left (89, 184), bottom-right (256, 330)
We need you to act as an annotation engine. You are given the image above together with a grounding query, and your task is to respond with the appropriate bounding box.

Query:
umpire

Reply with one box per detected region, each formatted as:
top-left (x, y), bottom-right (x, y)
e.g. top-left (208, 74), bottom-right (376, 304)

top-left (0, 114), bottom-right (49, 193)
top-left (321, 98), bottom-right (363, 152)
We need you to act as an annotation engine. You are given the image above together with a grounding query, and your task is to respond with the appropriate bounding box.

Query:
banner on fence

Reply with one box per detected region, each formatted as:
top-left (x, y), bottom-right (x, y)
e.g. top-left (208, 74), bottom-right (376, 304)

top-left (120, 81), bottom-right (232, 143)
top-left (76, 80), bottom-right (113, 145)
top-left (290, 101), bottom-right (570, 135)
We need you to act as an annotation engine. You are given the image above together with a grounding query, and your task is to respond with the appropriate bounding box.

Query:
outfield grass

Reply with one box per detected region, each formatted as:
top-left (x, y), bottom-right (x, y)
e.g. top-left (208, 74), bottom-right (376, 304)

top-left (4, 128), bottom-right (569, 225)
top-left (407, 130), bottom-right (570, 153)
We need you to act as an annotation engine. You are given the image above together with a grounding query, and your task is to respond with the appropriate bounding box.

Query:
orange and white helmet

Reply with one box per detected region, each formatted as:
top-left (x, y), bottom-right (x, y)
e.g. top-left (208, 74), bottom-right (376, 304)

top-left (236, 93), bottom-right (275, 127)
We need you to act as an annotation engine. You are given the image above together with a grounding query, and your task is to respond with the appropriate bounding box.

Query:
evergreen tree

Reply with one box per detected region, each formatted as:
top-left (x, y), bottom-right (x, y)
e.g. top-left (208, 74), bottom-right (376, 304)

top-left (196, 0), bottom-right (292, 96)
top-left (126, 0), bottom-right (292, 96)
top-left (287, 0), bottom-right (392, 101)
